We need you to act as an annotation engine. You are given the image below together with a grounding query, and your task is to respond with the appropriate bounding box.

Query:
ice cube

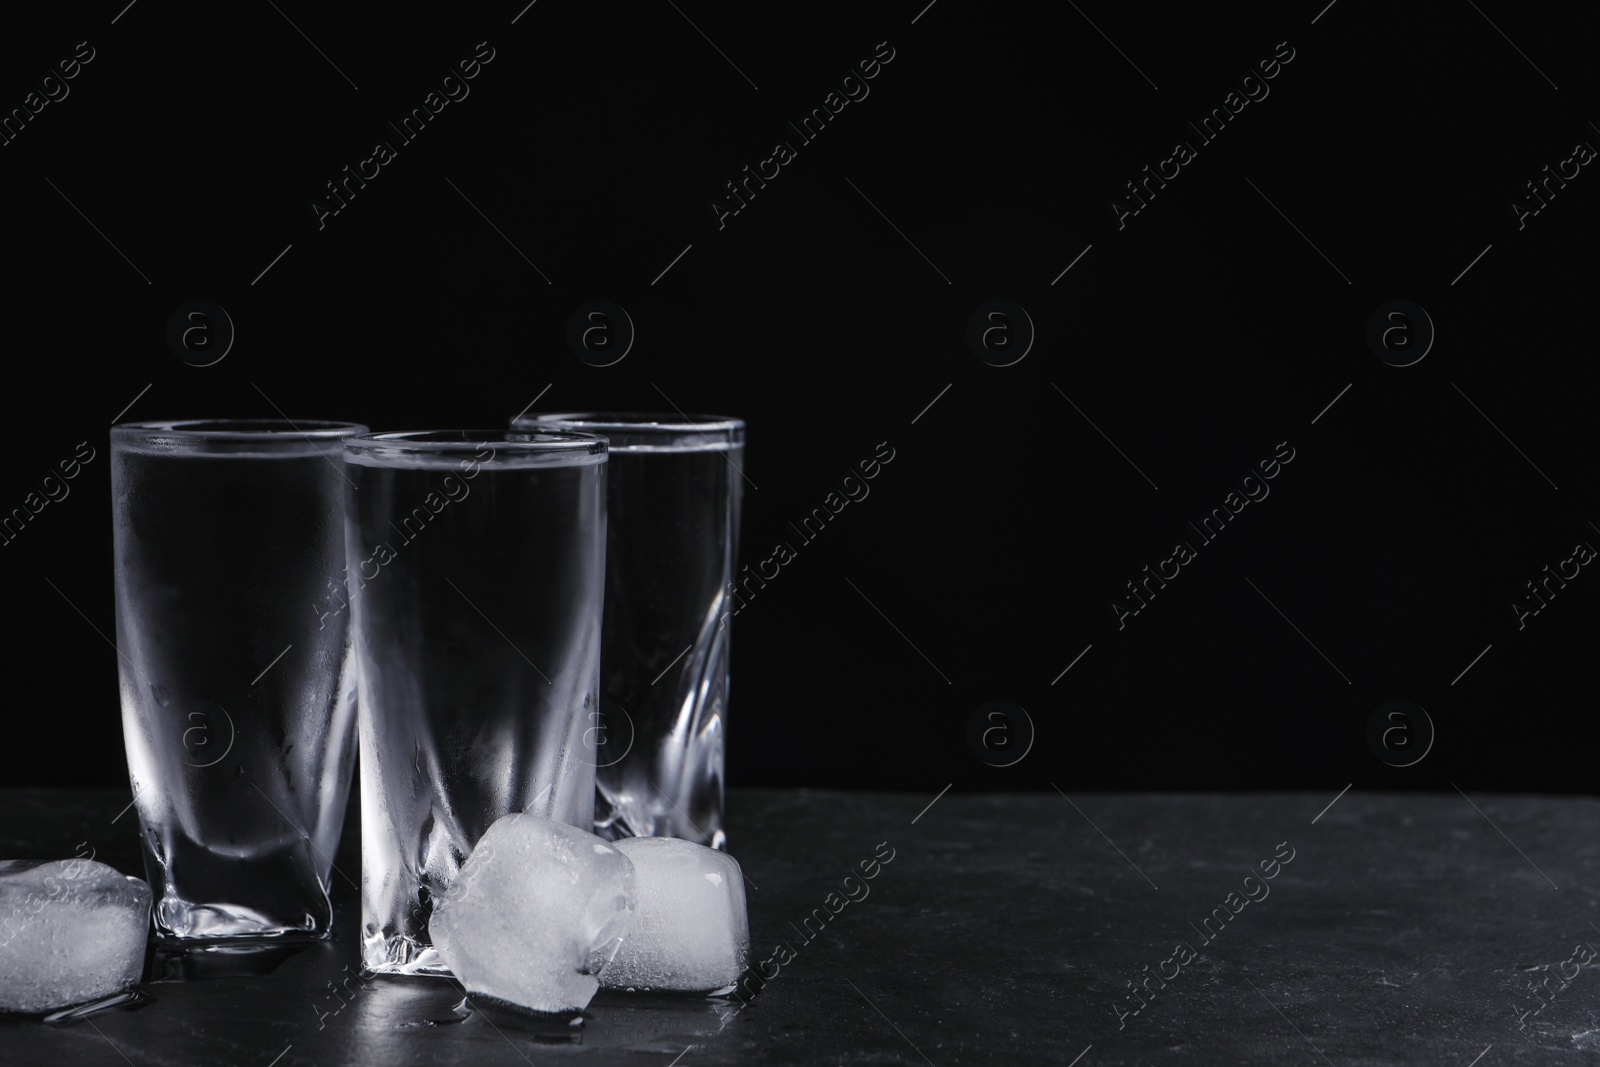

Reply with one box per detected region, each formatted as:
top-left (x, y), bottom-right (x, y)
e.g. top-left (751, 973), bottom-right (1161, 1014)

top-left (430, 813), bottom-right (635, 1014)
top-left (601, 836), bottom-right (748, 993)
top-left (0, 858), bottom-right (151, 1013)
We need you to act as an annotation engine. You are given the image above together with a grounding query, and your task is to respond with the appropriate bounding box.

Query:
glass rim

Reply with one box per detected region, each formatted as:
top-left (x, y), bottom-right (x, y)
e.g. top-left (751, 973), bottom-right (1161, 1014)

top-left (111, 419), bottom-right (368, 456)
top-left (513, 412), bottom-right (743, 453)
top-left (113, 418), bottom-right (367, 441)
top-left (343, 429), bottom-right (608, 467)
top-left (512, 412), bottom-right (744, 435)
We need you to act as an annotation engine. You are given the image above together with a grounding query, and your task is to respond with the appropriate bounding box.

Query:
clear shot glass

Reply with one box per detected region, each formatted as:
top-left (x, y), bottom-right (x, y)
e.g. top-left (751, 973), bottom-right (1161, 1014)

top-left (110, 419), bottom-right (368, 941)
top-left (512, 412), bottom-right (745, 849)
top-left (343, 430), bottom-right (609, 975)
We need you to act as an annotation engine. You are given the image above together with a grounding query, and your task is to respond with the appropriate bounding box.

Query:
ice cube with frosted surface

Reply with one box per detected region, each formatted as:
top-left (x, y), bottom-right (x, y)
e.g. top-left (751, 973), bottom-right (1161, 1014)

top-left (0, 858), bottom-right (151, 1013)
top-left (430, 812), bottom-right (635, 1014)
top-left (601, 836), bottom-right (749, 992)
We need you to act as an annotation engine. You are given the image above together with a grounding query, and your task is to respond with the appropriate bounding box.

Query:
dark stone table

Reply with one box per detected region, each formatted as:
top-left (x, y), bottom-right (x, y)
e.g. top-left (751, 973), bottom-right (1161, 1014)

top-left (3, 787), bottom-right (1598, 1065)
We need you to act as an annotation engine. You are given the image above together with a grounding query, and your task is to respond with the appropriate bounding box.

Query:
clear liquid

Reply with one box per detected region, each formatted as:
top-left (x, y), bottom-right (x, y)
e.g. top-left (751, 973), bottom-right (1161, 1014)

top-left (593, 445), bottom-right (741, 847)
top-left (112, 446), bottom-right (357, 940)
top-left (346, 457), bottom-right (604, 974)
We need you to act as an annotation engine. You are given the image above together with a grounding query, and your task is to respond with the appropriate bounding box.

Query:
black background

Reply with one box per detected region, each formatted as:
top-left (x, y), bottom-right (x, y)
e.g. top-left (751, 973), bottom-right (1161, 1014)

top-left (3, 1), bottom-right (1595, 794)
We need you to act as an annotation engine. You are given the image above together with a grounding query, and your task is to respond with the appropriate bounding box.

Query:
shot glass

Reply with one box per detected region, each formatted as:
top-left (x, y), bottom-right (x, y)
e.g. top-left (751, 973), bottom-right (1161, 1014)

top-left (344, 430), bottom-right (608, 975)
top-left (512, 412), bottom-right (744, 849)
top-left (111, 419), bottom-right (368, 940)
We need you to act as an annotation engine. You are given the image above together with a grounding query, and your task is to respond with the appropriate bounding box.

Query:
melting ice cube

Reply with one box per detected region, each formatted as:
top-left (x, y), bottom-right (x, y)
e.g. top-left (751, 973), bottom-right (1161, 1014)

top-left (430, 813), bottom-right (635, 1014)
top-left (0, 858), bottom-right (151, 1013)
top-left (602, 836), bottom-right (749, 992)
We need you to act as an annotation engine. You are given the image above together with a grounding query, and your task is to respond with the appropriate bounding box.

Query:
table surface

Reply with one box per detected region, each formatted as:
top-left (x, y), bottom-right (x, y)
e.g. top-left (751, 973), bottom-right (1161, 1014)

top-left (2, 787), bottom-right (1597, 1066)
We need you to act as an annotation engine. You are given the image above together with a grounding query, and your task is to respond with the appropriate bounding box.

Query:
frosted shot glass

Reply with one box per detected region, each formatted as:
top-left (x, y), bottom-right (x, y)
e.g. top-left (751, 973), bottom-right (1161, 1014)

top-left (343, 430), bottom-right (608, 975)
top-left (111, 418), bottom-right (367, 941)
top-left (513, 412), bottom-right (744, 849)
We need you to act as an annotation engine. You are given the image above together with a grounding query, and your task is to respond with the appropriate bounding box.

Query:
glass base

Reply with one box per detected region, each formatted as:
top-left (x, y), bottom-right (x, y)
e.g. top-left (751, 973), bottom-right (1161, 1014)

top-left (593, 788), bottom-right (726, 850)
top-left (153, 900), bottom-right (328, 941)
top-left (362, 934), bottom-right (454, 977)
